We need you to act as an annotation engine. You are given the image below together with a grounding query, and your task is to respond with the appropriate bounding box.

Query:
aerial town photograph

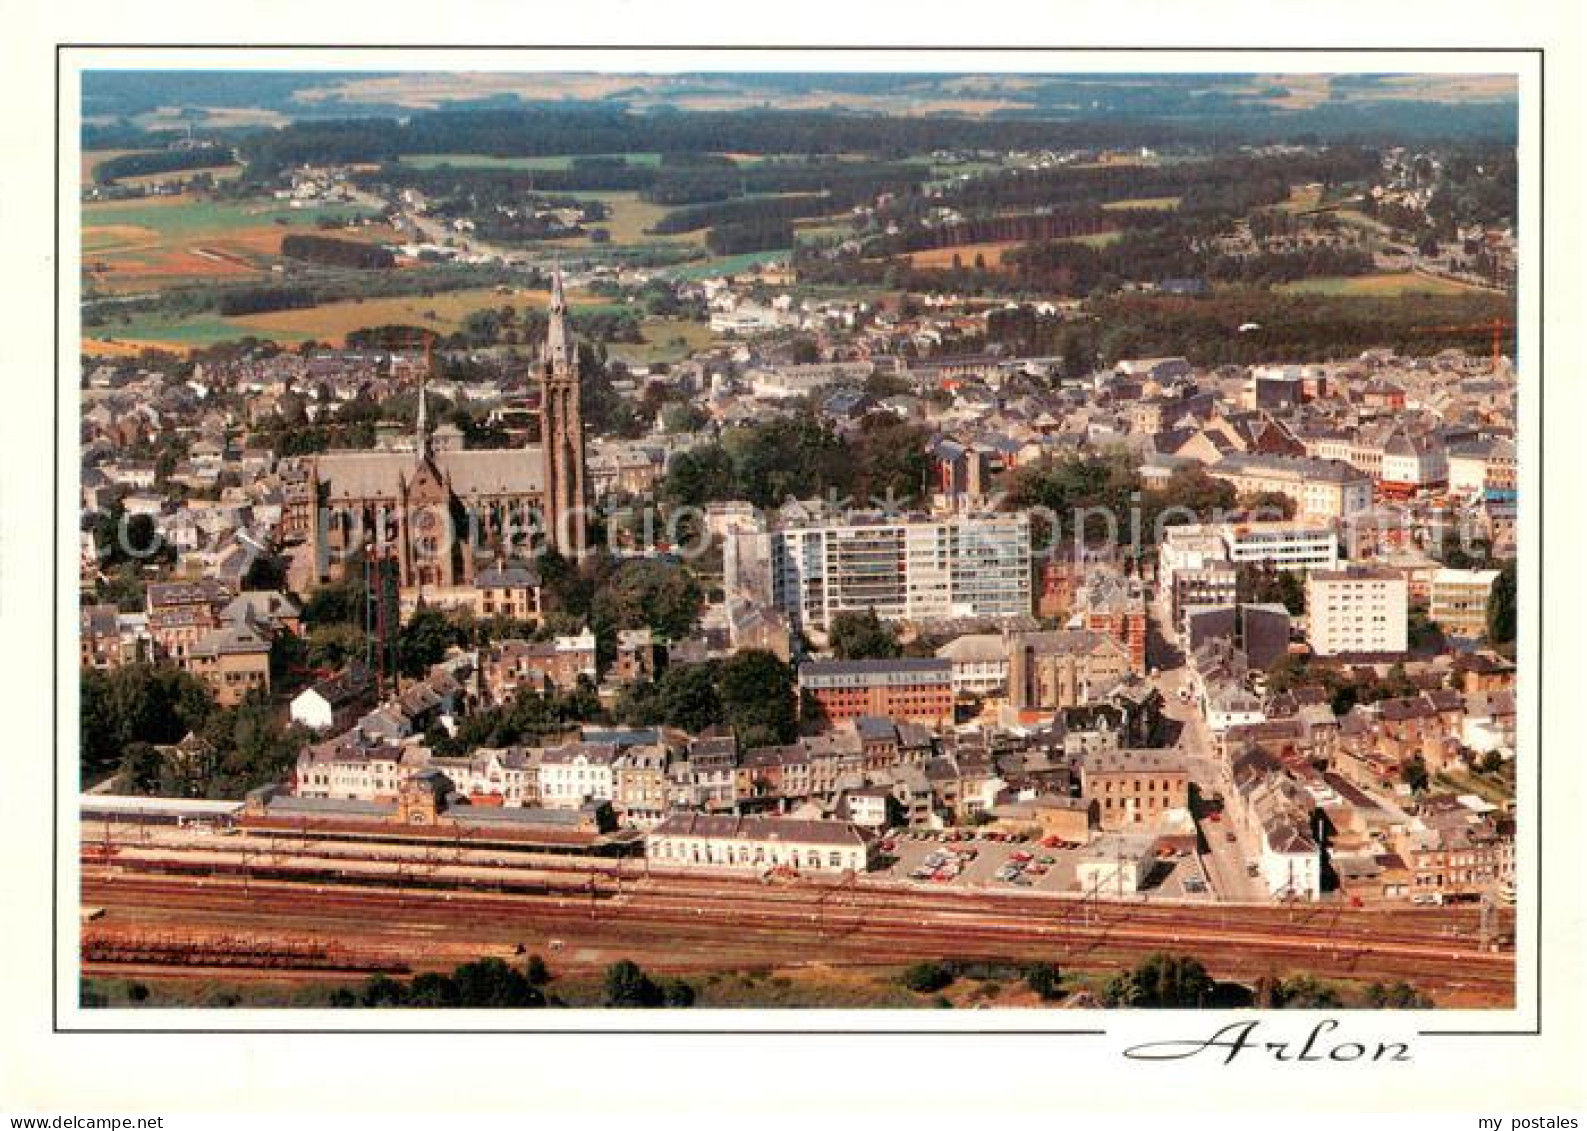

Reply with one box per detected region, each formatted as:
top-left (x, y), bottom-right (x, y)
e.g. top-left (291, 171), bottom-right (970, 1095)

top-left (72, 67), bottom-right (1524, 1015)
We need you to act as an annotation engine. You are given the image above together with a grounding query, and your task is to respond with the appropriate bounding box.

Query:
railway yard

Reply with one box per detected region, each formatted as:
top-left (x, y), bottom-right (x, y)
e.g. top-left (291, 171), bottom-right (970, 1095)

top-left (78, 822), bottom-right (1516, 1007)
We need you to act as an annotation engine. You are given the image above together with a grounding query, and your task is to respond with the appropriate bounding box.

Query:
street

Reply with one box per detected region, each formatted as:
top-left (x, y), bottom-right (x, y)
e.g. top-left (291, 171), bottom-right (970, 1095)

top-left (1146, 582), bottom-right (1269, 904)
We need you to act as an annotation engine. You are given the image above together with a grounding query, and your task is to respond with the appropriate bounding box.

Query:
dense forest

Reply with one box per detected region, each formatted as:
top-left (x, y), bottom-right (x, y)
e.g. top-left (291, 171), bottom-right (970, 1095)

top-left (280, 233), bottom-right (396, 270)
top-left (231, 101), bottom-right (1516, 179)
top-left (93, 146), bottom-right (238, 184)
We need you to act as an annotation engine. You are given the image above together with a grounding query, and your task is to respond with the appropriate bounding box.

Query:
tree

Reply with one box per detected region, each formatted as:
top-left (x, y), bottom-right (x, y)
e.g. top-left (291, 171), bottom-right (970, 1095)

top-left (604, 959), bottom-right (665, 1008)
top-left (302, 575), bottom-right (366, 628)
top-left (1024, 961), bottom-right (1063, 1001)
top-left (1102, 952), bottom-right (1216, 1008)
top-left (827, 609), bottom-right (903, 661)
top-left (591, 558), bottom-right (702, 644)
top-left (901, 962), bottom-right (954, 993)
top-left (1238, 490), bottom-right (1296, 521)
top-left (1401, 755), bottom-right (1430, 793)
top-left (1365, 980), bottom-right (1431, 1009)
top-left (1260, 973), bottom-right (1343, 1008)
top-left (118, 742), bottom-right (166, 795)
top-left (1486, 560), bottom-right (1516, 649)
top-left (242, 553), bottom-right (288, 591)
top-left (80, 663), bottom-right (216, 785)
top-left (524, 954), bottom-right (551, 986)
top-left (451, 958), bottom-right (545, 1008)
top-left (717, 649), bottom-right (797, 746)
top-left (663, 978), bottom-right (697, 1007)
top-left (396, 608), bottom-right (461, 677)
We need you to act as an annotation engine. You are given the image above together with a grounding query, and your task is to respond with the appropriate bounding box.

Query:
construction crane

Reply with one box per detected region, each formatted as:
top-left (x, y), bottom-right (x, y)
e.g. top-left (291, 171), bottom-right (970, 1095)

top-left (1408, 317), bottom-right (1516, 372)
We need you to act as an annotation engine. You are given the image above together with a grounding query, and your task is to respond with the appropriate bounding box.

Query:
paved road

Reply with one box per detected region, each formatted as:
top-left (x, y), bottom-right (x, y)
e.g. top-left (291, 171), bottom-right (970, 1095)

top-left (1145, 585), bottom-right (1269, 903)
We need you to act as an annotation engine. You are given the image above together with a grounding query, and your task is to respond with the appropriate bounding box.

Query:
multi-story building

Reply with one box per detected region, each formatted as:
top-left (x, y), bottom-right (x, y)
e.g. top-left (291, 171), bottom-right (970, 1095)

top-left (183, 619), bottom-right (273, 707)
top-left (1395, 797), bottom-right (1516, 903)
top-left (471, 564), bottom-right (544, 623)
top-left (799, 658), bottom-right (955, 728)
top-left (80, 604), bottom-right (137, 669)
top-left (934, 633), bottom-right (1009, 696)
top-left (430, 747), bottom-right (539, 807)
top-left (1429, 567), bottom-right (1501, 640)
top-left (612, 744), bottom-right (670, 826)
top-left (1158, 527), bottom-right (1239, 624)
top-left (734, 511), bottom-right (1031, 635)
top-left (294, 732), bottom-right (421, 801)
top-left (1079, 748), bottom-right (1189, 831)
top-left (1219, 520), bottom-right (1340, 573)
top-left (537, 741), bottom-right (620, 809)
top-left (1207, 454), bottom-right (1373, 522)
top-left (1305, 566), bottom-right (1409, 656)
top-left (479, 628), bottom-right (597, 701)
top-left (645, 814), bottom-right (872, 874)
top-left (1378, 430), bottom-right (1449, 497)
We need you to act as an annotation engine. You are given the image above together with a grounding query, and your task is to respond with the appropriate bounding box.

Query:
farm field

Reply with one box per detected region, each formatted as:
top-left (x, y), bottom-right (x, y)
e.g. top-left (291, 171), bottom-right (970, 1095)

top-left (535, 191), bottom-right (706, 249)
top-left (1277, 272), bottom-right (1492, 297)
top-left (905, 240), bottom-right (1024, 270)
top-left (605, 316), bottom-right (717, 366)
top-left (1102, 196), bottom-right (1181, 211)
top-left (84, 284), bottom-right (613, 354)
top-left (82, 194), bottom-right (385, 292)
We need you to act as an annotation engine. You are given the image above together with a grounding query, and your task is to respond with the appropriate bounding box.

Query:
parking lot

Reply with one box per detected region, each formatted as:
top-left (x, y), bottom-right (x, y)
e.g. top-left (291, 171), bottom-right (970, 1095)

top-left (872, 828), bottom-right (1216, 901)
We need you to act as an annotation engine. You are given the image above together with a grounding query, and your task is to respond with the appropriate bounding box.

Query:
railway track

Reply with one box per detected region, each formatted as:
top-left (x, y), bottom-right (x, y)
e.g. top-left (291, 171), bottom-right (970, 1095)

top-left (82, 862), bottom-right (1515, 1005)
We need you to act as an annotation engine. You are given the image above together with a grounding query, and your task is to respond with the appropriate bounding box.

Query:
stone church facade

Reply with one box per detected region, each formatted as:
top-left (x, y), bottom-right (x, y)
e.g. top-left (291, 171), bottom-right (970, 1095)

top-left (289, 269), bottom-right (590, 598)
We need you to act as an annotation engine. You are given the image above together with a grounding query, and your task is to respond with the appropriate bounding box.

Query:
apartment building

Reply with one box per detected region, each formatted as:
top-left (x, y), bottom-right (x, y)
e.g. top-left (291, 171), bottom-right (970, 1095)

top-left (1429, 567), bottom-right (1501, 640)
top-left (732, 511), bottom-right (1031, 635)
top-left (538, 742), bottom-right (621, 809)
top-left (798, 658), bottom-right (955, 727)
top-left (1306, 566), bottom-right (1409, 656)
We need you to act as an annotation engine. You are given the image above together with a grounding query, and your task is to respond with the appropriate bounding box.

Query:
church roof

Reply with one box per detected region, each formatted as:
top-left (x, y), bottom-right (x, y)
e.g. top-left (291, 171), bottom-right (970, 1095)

top-left (313, 448), bottom-right (545, 502)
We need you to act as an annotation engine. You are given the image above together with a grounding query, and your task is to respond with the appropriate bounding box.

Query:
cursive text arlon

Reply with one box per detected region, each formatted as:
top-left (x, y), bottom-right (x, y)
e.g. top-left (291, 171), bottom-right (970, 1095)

top-left (1124, 1020), bottom-right (1412, 1065)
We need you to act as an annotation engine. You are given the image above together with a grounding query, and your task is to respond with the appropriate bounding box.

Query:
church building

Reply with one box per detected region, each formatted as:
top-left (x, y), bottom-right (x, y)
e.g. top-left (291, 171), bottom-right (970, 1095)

top-left (290, 268), bottom-right (590, 600)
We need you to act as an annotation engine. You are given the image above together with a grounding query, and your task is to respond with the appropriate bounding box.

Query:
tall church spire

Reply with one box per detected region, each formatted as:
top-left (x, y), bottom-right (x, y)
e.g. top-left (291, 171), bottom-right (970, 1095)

top-left (539, 263), bottom-right (587, 559)
top-left (415, 337), bottom-right (433, 460)
top-left (543, 262), bottom-right (575, 373)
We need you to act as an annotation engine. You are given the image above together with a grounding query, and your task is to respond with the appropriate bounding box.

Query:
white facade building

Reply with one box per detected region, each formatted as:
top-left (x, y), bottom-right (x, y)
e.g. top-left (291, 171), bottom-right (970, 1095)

top-left (1219, 521), bottom-right (1340, 573)
top-left (537, 742), bottom-right (619, 809)
top-left (645, 814), bottom-right (872, 874)
top-left (734, 512), bottom-right (1031, 634)
top-left (1306, 567), bottom-right (1409, 655)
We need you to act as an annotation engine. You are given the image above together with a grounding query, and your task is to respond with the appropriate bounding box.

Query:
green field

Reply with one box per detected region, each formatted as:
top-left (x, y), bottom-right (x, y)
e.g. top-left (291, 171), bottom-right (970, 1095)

top-left (1277, 272), bottom-right (1492, 297)
top-left (666, 250), bottom-right (792, 281)
top-left (87, 313), bottom-right (315, 348)
top-left (606, 316), bottom-right (718, 366)
top-left (83, 196), bottom-right (376, 239)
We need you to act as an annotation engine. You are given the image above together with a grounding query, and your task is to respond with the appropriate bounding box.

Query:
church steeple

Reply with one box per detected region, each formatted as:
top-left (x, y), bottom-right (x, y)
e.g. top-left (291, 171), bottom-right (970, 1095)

top-left (539, 263), bottom-right (587, 559)
top-left (543, 263), bottom-right (576, 375)
top-left (415, 336), bottom-right (435, 462)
